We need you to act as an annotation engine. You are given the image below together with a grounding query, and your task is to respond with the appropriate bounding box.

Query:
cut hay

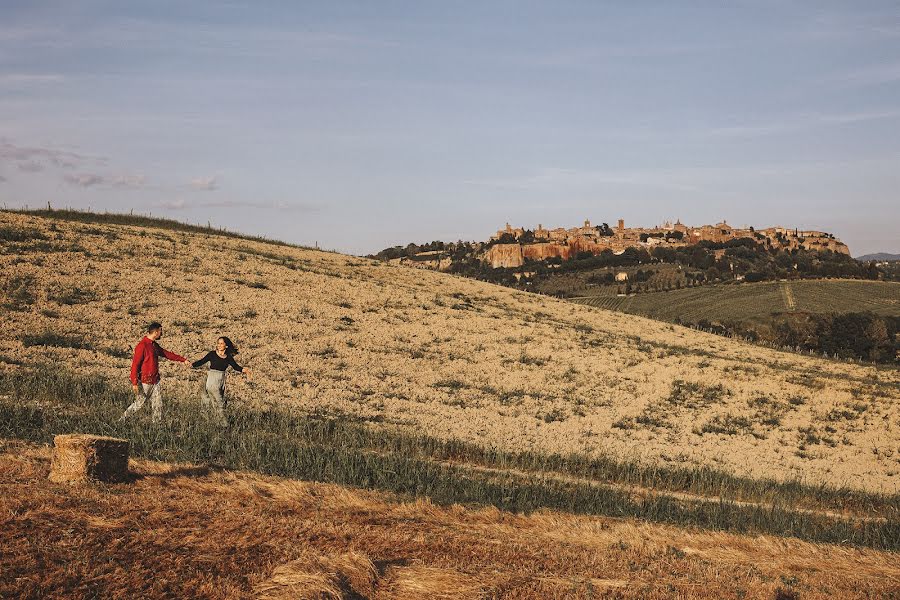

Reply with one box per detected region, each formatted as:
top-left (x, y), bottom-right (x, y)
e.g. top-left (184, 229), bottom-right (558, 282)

top-left (380, 565), bottom-right (490, 600)
top-left (49, 434), bottom-right (129, 484)
top-left (254, 550), bottom-right (377, 599)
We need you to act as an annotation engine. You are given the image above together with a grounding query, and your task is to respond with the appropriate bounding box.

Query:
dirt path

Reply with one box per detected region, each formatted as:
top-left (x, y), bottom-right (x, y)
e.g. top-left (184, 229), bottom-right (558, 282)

top-left (781, 282), bottom-right (797, 311)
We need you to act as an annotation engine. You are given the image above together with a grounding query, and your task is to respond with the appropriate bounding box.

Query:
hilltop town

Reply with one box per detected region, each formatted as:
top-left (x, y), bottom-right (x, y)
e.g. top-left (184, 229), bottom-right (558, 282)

top-left (483, 219), bottom-right (849, 268)
top-left (378, 219), bottom-right (850, 270)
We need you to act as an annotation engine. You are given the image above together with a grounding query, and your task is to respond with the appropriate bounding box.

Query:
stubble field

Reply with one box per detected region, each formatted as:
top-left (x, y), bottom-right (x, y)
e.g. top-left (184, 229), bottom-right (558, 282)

top-left (3, 439), bottom-right (899, 599)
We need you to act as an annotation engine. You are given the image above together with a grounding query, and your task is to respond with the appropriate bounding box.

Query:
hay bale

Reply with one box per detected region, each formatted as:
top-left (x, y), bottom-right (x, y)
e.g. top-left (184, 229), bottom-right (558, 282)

top-left (49, 434), bottom-right (129, 484)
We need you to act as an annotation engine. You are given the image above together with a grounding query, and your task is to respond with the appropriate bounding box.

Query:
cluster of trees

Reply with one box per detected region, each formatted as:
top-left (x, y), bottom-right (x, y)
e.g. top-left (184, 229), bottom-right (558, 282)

top-left (684, 312), bottom-right (898, 364)
top-left (447, 260), bottom-right (519, 285)
top-left (640, 230), bottom-right (684, 242)
top-left (586, 271), bottom-right (616, 285)
top-left (372, 240), bottom-right (477, 262)
top-left (771, 312), bottom-right (898, 363)
top-left (595, 223), bottom-right (615, 236)
top-left (485, 223), bottom-right (616, 246)
top-left (586, 268), bottom-right (656, 286)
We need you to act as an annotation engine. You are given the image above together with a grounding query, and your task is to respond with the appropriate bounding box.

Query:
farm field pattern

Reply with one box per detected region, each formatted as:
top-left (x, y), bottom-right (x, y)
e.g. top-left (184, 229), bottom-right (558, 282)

top-left (572, 280), bottom-right (900, 326)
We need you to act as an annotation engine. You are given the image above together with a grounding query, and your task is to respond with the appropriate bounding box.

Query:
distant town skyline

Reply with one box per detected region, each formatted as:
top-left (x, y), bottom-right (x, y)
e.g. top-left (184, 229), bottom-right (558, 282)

top-left (1, 1), bottom-right (898, 256)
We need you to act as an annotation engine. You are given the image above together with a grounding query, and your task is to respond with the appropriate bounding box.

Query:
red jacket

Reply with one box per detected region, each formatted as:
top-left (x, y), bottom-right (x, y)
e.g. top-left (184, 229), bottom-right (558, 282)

top-left (130, 337), bottom-right (186, 385)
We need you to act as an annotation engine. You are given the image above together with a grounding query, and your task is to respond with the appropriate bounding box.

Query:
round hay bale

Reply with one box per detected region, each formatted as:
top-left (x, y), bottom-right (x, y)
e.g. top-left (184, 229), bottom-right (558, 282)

top-left (49, 434), bottom-right (130, 484)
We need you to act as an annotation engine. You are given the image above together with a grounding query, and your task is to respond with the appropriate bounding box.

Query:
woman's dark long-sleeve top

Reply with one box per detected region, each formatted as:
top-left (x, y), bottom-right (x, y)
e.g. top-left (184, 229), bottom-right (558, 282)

top-left (192, 352), bottom-right (243, 372)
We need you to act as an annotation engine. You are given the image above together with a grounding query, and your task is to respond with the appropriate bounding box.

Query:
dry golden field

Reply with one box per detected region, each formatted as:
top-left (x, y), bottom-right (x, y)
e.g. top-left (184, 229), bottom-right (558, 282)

top-left (3, 439), bottom-right (899, 599)
top-left (1, 210), bottom-right (899, 494)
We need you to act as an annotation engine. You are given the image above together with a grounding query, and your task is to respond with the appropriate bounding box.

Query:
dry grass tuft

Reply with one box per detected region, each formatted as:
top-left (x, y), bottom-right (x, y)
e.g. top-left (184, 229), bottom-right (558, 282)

top-left (256, 569), bottom-right (343, 600)
top-left (380, 564), bottom-right (490, 600)
top-left (254, 550), bottom-right (376, 599)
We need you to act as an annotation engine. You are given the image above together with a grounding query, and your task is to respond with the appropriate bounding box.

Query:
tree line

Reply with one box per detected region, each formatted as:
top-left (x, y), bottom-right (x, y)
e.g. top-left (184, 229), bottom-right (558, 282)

top-left (682, 312), bottom-right (899, 364)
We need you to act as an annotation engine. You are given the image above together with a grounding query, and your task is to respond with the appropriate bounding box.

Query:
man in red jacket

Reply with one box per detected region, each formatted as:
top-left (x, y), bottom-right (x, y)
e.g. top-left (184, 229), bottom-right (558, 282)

top-left (121, 322), bottom-right (188, 423)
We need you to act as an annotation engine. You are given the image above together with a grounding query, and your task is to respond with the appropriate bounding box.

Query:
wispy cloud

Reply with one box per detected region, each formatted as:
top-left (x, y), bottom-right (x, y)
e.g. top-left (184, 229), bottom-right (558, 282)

top-left (526, 40), bottom-right (732, 69)
top-left (62, 172), bottom-right (148, 189)
top-left (463, 166), bottom-right (702, 193)
top-left (462, 154), bottom-right (900, 197)
top-left (0, 25), bottom-right (65, 45)
top-left (160, 198), bottom-right (187, 209)
top-left (2, 138), bottom-right (155, 190)
top-left (17, 161), bottom-right (44, 173)
top-left (818, 62), bottom-right (900, 89)
top-left (0, 73), bottom-right (65, 85)
top-left (63, 173), bottom-right (105, 187)
top-left (189, 176), bottom-right (218, 191)
top-left (0, 14), bottom-right (386, 62)
top-left (160, 197), bottom-right (315, 212)
top-left (111, 174), bottom-right (147, 189)
top-left (699, 109), bottom-right (900, 139)
top-left (801, 10), bottom-right (900, 41)
top-left (0, 140), bottom-right (100, 169)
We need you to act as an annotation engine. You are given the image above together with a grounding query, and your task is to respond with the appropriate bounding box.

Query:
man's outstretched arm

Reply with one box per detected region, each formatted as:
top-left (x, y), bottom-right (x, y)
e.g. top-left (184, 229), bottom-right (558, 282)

top-left (156, 343), bottom-right (187, 363)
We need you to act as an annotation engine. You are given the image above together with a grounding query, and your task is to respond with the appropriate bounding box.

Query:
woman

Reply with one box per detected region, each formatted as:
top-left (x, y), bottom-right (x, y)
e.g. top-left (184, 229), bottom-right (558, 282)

top-left (191, 336), bottom-right (250, 424)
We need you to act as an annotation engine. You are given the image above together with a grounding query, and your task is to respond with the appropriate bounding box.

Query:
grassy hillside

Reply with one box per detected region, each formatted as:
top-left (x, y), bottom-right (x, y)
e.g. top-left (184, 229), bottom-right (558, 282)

top-left (571, 280), bottom-right (900, 325)
top-left (2, 209), bottom-right (899, 499)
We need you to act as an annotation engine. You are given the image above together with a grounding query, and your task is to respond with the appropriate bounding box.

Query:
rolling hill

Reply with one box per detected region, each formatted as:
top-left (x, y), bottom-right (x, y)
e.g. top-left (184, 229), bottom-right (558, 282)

top-left (857, 253), bottom-right (900, 262)
top-left (2, 209), bottom-right (898, 494)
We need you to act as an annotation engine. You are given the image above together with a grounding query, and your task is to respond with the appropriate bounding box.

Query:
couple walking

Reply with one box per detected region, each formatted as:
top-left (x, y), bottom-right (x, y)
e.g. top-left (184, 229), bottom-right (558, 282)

top-left (122, 322), bottom-right (250, 424)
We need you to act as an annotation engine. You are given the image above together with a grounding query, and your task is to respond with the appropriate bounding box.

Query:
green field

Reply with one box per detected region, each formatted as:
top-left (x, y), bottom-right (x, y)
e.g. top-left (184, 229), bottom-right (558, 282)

top-left (570, 279), bottom-right (900, 325)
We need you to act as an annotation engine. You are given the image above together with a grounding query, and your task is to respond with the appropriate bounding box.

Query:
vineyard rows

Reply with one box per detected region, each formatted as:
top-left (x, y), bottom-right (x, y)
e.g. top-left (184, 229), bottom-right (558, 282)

top-left (571, 279), bottom-right (899, 325)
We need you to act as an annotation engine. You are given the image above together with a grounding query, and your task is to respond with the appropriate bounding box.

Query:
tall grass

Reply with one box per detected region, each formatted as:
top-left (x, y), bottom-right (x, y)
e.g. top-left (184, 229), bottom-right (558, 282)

top-left (4, 207), bottom-right (313, 250)
top-left (1, 364), bottom-right (898, 551)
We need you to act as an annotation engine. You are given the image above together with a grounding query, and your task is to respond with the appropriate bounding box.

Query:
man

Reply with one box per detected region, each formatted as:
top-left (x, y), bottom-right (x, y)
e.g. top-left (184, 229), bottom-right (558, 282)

top-left (122, 322), bottom-right (188, 423)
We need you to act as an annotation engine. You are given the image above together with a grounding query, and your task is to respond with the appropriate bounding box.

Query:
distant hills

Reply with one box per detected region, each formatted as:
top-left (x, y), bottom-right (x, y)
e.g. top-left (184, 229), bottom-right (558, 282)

top-left (856, 252), bottom-right (900, 262)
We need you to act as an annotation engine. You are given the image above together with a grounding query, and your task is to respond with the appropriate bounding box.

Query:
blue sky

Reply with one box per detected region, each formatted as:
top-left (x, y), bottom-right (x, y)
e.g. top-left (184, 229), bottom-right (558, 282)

top-left (1, 1), bottom-right (898, 255)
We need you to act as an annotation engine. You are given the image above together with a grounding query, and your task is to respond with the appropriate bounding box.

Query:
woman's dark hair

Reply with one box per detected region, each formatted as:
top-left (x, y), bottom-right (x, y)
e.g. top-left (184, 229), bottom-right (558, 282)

top-left (219, 336), bottom-right (238, 356)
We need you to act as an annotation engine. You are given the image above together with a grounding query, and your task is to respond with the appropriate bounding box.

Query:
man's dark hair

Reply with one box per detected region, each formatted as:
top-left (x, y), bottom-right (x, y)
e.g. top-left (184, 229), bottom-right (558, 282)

top-left (147, 322), bottom-right (163, 333)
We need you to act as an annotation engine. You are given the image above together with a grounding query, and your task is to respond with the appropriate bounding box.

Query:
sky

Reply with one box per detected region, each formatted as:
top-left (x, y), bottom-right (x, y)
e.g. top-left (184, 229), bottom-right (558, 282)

top-left (1, 1), bottom-right (898, 256)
